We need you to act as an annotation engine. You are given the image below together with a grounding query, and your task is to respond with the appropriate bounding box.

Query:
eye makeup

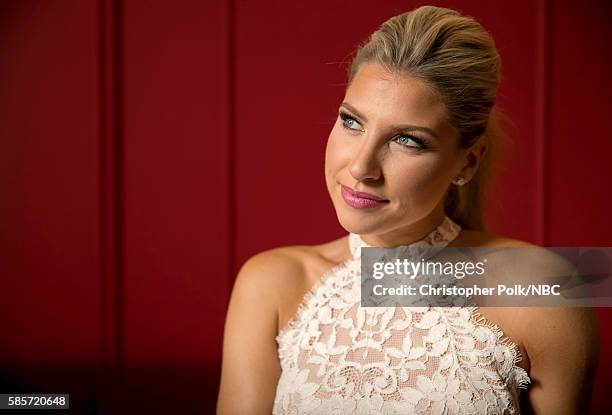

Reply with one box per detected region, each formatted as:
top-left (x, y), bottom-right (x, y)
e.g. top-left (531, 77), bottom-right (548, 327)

top-left (338, 110), bottom-right (429, 151)
top-left (339, 111), bottom-right (364, 131)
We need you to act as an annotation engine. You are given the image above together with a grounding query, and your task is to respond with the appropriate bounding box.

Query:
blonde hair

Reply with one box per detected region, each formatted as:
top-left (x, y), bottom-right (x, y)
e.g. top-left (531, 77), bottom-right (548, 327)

top-left (347, 5), bottom-right (503, 231)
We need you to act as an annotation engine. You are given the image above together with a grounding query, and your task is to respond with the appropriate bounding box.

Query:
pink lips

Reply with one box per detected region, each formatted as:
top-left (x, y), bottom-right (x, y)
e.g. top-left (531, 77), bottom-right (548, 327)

top-left (340, 184), bottom-right (389, 209)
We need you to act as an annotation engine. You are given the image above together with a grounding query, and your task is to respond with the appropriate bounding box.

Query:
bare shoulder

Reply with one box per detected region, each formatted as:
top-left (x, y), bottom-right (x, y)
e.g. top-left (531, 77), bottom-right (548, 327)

top-left (457, 230), bottom-right (600, 385)
top-left (450, 230), bottom-right (599, 362)
top-left (219, 246), bottom-right (316, 414)
top-left (234, 235), bottom-right (351, 333)
top-left (231, 246), bottom-right (307, 322)
top-left (236, 236), bottom-right (348, 294)
top-left (450, 229), bottom-right (536, 248)
top-left (235, 246), bottom-right (306, 294)
top-left (518, 306), bottom-right (600, 412)
top-left (453, 229), bottom-right (572, 275)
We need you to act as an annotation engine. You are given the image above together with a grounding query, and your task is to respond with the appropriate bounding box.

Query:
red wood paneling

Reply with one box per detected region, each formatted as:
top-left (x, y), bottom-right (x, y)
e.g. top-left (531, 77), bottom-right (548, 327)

top-left (0, 1), bottom-right (102, 412)
top-left (547, 1), bottom-right (612, 412)
top-left (549, 1), bottom-right (612, 246)
top-left (119, 0), bottom-right (231, 413)
top-left (0, 0), bottom-right (610, 413)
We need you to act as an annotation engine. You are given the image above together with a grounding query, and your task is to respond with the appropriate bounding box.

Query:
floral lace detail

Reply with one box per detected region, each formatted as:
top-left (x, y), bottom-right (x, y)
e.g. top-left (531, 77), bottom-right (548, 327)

top-left (273, 216), bottom-right (531, 414)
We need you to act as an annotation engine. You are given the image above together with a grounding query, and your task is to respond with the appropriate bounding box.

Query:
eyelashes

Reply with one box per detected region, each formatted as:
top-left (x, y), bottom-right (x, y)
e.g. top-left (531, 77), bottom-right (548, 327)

top-left (339, 111), bottom-right (363, 131)
top-left (338, 111), bottom-right (428, 151)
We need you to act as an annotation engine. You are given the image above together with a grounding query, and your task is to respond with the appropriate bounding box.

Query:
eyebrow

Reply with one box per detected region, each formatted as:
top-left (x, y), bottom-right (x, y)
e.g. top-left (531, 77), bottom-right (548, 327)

top-left (340, 102), bottom-right (440, 140)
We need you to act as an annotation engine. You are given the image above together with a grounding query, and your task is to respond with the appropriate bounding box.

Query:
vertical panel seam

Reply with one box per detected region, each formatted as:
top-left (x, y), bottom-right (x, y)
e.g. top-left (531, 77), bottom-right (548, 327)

top-left (228, 0), bottom-right (236, 292)
top-left (99, 0), bottom-right (123, 410)
top-left (99, 0), bottom-right (110, 409)
top-left (113, 0), bottom-right (124, 376)
top-left (99, 0), bottom-right (115, 390)
top-left (535, 0), bottom-right (550, 245)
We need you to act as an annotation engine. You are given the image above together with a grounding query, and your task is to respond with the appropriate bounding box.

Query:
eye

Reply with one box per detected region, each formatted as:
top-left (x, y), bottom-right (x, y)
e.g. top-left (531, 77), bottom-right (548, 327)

top-left (393, 135), bottom-right (427, 150)
top-left (339, 111), bottom-right (363, 131)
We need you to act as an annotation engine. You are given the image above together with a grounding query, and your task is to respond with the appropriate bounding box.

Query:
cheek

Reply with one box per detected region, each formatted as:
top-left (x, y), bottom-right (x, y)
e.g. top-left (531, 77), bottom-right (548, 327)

top-left (387, 155), bottom-right (454, 201)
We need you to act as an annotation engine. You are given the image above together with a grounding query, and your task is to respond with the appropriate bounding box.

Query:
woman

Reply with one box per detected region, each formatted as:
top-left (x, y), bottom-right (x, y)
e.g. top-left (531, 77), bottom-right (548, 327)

top-left (217, 5), bottom-right (599, 414)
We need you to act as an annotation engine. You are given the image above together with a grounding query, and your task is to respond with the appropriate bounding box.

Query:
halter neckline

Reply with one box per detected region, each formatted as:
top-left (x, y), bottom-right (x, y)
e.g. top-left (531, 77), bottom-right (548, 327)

top-left (348, 215), bottom-right (462, 259)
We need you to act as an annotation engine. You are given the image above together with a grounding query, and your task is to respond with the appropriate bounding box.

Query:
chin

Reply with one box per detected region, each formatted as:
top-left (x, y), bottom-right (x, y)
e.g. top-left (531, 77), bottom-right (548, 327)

top-left (335, 205), bottom-right (391, 236)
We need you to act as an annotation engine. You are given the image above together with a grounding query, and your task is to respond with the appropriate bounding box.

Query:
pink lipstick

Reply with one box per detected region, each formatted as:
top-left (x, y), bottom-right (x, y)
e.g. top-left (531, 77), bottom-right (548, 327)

top-left (340, 184), bottom-right (389, 209)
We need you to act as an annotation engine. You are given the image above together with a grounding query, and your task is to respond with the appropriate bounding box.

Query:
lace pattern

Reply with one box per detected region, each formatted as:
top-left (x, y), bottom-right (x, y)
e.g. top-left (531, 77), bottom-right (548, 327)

top-left (274, 216), bottom-right (531, 414)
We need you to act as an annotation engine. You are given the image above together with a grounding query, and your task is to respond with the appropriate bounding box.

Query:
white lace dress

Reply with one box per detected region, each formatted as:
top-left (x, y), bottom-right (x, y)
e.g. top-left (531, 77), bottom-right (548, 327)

top-left (273, 216), bottom-right (531, 414)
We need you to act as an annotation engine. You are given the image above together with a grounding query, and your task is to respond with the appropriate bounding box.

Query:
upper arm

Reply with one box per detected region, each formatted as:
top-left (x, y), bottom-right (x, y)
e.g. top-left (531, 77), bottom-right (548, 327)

top-left (217, 249), bottom-right (303, 415)
top-left (522, 307), bottom-right (600, 414)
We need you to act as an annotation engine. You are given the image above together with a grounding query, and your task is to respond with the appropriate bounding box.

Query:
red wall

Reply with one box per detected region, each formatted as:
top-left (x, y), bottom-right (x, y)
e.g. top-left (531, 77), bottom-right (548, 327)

top-left (1, 0), bottom-right (610, 413)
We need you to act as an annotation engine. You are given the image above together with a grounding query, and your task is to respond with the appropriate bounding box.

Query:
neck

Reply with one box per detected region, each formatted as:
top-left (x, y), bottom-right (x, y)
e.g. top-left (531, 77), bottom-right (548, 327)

top-left (360, 207), bottom-right (447, 248)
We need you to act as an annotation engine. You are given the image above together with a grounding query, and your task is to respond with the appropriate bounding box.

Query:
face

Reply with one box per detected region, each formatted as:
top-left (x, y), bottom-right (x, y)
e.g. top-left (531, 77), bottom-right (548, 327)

top-left (324, 62), bottom-right (477, 244)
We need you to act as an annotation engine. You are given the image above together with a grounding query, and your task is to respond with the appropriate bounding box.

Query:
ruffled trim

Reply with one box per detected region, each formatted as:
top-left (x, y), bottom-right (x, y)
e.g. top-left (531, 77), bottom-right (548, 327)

top-left (466, 303), bottom-right (532, 390)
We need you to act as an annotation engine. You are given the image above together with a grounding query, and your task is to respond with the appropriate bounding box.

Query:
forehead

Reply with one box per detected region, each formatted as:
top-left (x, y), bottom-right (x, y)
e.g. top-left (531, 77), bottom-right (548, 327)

top-left (346, 62), bottom-right (450, 130)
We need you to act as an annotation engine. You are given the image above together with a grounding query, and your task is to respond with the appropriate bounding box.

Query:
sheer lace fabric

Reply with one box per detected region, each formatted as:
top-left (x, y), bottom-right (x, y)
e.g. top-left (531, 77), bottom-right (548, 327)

top-left (273, 216), bottom-right (530, 414)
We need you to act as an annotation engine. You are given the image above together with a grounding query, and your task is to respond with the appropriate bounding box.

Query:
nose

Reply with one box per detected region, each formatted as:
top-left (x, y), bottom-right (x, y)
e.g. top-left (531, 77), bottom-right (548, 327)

top-left (348, 137), bottom-right (383, 182)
